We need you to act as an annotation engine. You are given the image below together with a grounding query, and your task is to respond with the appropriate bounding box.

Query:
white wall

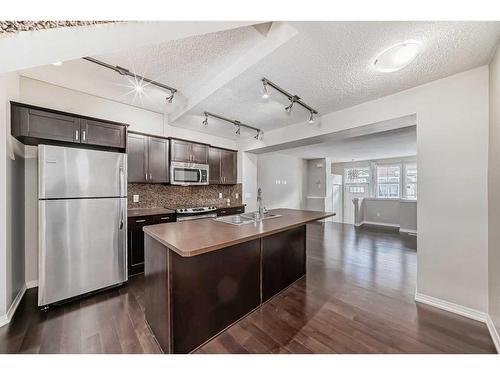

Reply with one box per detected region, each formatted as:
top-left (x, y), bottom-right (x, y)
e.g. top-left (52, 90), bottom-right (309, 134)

top-left (0, 72), bottom-right (23, 323)
top-left (357, 198), bottom-right (417, 233)
top-left (242, 66), bottom-right (490, 313)
top-left (257, 153), bottom-right (306, 210)
top-left (489, 44), bottom-right (500, 335)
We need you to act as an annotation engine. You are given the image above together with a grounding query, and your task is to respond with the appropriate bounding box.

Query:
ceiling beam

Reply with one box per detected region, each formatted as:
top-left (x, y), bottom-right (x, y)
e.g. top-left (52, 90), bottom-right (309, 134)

top-left (169, 22), bottom-right (298, 123)
top-left (0, 21), bottom-right (260, 74)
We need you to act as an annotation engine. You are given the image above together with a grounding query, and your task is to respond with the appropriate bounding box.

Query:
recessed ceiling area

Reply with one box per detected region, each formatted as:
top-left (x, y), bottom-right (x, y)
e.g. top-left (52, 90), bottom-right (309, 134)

top-left (275, 125), bottom-right (417, 163)
top-left (18, 21), bottom-right (500, 139)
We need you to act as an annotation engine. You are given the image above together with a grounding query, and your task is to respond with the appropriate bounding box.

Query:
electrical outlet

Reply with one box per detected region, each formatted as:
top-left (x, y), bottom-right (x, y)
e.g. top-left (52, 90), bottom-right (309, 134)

top-left (376, 212), bottom-right (381, 217)
top-left (133, 194), bottom-right (139, 203)
top-left (218, 192), bottom-right (223, 199)
top-left (235, 193), bottom-right (239, 199)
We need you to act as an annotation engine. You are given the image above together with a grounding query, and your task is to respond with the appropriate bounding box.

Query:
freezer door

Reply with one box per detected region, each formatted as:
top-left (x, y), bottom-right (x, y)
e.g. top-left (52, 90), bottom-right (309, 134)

top-left (38, 197), bottom-right (127, 306)
top-left (39, 145), bottom-right (127, 199)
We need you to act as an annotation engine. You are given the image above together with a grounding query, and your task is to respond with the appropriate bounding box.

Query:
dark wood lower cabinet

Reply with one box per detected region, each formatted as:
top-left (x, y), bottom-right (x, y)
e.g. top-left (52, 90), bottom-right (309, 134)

top-left (128, 214), bottom-right (176, 277)
top-left (144, 225), bottom-right (307, 353)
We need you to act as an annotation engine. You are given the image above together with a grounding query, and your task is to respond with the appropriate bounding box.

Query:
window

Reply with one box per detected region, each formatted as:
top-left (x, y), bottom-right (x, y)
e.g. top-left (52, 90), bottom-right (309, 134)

top-left (376, 165), bottom-right (401, 198)
top-left (404, 163), bottom-right (417, 199)
top-left (349, 186), bottom-right (365, 194)
top-left (344, 167), bottom-right (370, 184)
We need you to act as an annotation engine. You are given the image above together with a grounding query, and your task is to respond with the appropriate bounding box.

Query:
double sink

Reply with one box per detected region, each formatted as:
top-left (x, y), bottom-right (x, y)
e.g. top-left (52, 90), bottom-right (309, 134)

top-left (214, 211), bottom-right (282, 225)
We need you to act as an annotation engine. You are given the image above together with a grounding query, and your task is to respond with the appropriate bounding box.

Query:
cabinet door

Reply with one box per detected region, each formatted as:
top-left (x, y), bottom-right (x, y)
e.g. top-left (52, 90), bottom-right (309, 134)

top-left (208, 148), bottom-right (222, 184)
top-left (81, 119), bottom-right (126, 148)
top-left (127, 133), bottom-right (148, 183)
top-left (128, 216), bottom-right (156, 276)
top-left (221, 149), bottom-right (237, 184)
top-left (23, 108), bottom-right (81, 143)
top-left (148, 136), bottom-right (169, 183)
top-left (170, 139), bottom-right (192, 163)
top-left (191, 143), bottom-right (209, 164)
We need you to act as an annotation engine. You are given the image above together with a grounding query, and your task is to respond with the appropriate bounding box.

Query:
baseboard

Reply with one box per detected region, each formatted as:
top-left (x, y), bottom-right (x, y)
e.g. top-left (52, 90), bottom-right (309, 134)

top-left (400, 228), bottom-right (418, 235)
top-left (486, 316), bottom-right (500, 354)
top-left (415, 292), bottom-right (488, 322)
top-left (26, 280), bottom-right (38, 289)
top-left (0, 284), bottom-right (27, 328)
top-left (360, 221), bottom-right (400, 228)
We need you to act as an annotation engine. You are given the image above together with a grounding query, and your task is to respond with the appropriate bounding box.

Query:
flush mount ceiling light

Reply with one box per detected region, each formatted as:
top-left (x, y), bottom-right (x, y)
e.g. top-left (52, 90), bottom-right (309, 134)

top-left (373, 41), bottom-right (421, 72)
top-left (261, 78), bottom-right (319, 121)
top-left (82, 56), bottom-right (178, 103)
top-left (202, 111), bottom-right (262, 140)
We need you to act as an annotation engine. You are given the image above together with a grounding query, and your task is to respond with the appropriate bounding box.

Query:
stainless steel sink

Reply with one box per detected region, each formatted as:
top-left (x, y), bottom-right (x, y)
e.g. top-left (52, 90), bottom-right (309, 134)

top-left (213, 211), bottom-right (282, 225)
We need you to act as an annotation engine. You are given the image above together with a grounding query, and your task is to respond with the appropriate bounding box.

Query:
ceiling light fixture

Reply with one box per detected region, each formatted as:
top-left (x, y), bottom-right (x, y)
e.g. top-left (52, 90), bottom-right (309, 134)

top-left (373, 41), bottom-right (421, 72)
top-left (203, 111), bottom-right (262, 140)
top-left (261, 81), bottom-right (269, 99)
top-left (134, 82), bottom-right (144, 93)
top-left (202, 113), bottom-right (209, 126)
top-left (261, 78), bottom-right (319, 120)
top-left (82, 56), bottom-right (178, 103)
top-left (308, 111), bottom-right (315, 124)
top-left (51, 61), bottom-right (63, 67)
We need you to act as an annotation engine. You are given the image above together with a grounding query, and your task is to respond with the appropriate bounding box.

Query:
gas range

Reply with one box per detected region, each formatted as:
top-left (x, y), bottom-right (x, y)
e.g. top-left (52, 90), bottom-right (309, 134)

top-left (173, 206), bottom-right (217, 222)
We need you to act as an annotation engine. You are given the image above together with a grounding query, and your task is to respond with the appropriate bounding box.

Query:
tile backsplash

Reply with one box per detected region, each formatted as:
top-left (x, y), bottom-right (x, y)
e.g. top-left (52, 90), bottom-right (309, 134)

top-left (127, 183), bottom-right (243, 209)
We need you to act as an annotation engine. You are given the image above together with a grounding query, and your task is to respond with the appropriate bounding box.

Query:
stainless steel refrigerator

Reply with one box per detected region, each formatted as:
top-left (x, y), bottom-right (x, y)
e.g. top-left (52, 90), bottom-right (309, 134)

top-left (38, 145), bottom-right (127, 306)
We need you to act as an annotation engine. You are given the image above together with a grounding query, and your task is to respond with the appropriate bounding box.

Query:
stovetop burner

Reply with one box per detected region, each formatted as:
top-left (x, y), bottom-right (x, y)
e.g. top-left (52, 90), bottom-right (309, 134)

top-left (174, 206), bottom-right (217, 214)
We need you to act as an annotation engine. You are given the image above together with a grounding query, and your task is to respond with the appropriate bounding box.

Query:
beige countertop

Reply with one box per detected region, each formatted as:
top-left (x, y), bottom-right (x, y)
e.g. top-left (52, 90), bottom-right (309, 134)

top-left (128, 207), bottom-right (175, 218)
top-left (143, 208), bottom-right (335, 257)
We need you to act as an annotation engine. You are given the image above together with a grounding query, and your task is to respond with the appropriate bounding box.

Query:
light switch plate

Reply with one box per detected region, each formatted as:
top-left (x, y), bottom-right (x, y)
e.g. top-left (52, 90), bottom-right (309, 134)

top-left (133, 194), bottom-right (139, 203)
top-left (235, 193), bottom-right (239, 199)
top-left (219, 192), bottom-right (223, 199)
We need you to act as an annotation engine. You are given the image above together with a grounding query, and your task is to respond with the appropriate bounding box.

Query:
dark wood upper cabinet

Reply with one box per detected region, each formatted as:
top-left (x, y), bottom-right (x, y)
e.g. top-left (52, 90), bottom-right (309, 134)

top-left (148, 137), bottom-right (169, 183)
top-left (12, 106), bottom-right (81, 143)
top-left (81, 119), bottom-right (126, 149)
top-left (127, 132), bottom-right (169, 184)
top-left (170, 139), bottom-right (192, 163)
top-left (208, 148), bottom-right (222, 184)
top-left (127, 133), bottom-right (148, 183)
top-left (209, 147), bottom-right (237, 184)
top-left (221, 149), bottom-right (237, 184)
top-left (170, 139), bottom-right (208, 164)
top-left (191, 143), bottom-right (209, 164)
top-left (10, 102), bottom-right (127, 150)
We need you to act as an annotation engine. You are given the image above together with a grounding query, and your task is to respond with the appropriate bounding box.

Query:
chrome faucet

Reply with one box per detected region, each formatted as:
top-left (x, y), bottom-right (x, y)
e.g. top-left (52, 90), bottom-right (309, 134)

top-left (257, 188), bottom-right (264, 219)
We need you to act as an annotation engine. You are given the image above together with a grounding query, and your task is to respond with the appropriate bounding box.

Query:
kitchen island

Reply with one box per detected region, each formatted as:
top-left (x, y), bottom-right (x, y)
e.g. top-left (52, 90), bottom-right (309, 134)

top-left (143, 208), bottom-right (335, 354)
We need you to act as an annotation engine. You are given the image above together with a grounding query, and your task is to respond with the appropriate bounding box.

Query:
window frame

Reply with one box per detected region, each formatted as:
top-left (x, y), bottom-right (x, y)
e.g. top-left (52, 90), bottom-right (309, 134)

top-left (375, 163), bottom-right (402, 199)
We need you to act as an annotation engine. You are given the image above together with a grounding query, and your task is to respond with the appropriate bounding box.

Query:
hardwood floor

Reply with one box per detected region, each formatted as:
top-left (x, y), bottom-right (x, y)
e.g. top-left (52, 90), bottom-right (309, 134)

top-left (0, 222), bottom-right (495, 354)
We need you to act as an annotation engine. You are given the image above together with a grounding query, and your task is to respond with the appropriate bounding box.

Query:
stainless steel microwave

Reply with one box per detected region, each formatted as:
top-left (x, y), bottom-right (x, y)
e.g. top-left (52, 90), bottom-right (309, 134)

top-left (170, 162), bottom-right (209, 185)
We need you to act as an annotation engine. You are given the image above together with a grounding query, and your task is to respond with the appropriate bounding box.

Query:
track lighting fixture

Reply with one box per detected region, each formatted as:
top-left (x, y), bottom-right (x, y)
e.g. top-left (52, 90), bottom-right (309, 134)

top-left (261, 81), bottom-right (270, 99)
top-left (202, 112), bottom-right (261, 139)
top-left (83, 56), bottom-right (178, 103)
top-left (261, 77), bottom-right (319, 120)
top-left (308, 111), bottom-right (315, 124)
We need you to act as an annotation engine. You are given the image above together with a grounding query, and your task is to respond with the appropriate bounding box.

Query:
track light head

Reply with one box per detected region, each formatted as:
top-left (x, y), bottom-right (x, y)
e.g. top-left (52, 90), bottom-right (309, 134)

top-left (254, 131), bottom-right (260, 140)
top-left (235, 121), bottom-right (241, 135)
top-left (262, 81), bottom-right (269, 100)
top-left (116, 66), bottom-right (130, 76)
top-left (166, 91), bottom-right (175, 103)
top-left (285, 100), bottom-right (294, 113)
top-left (202, 113), bottom-right (208, 126)
top-left (308, 111), bottom-right (315, 124)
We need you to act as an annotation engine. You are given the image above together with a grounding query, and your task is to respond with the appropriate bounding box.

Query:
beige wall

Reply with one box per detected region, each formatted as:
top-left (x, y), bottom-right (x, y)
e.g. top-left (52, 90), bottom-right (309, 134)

top-left (489, 44), bottom-right (500, 336)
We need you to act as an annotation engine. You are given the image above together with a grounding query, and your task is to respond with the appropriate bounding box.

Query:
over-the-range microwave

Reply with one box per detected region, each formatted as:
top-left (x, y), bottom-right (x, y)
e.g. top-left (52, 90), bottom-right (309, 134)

top-left (170, 161), bottom-right (209, 186)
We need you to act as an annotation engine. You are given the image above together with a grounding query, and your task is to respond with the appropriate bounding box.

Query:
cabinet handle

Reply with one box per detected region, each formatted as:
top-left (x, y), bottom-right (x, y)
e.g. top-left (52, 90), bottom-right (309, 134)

top-left (75, 130), bottom-right (79, 141)
top-left (145, 173), bottom-right (148, 181)
top-left (135, 219), bottom-right (146, 223)
top-left (149, 173), bottom-right (152, 180)
top-left (160, 216), bottom-right (171, 220)
top-left (82, 130), bottom-right (86, 141)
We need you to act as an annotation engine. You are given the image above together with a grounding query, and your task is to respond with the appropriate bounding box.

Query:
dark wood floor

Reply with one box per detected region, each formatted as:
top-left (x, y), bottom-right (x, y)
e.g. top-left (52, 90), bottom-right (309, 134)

top-left (0, 222), bottom-right (495, 354)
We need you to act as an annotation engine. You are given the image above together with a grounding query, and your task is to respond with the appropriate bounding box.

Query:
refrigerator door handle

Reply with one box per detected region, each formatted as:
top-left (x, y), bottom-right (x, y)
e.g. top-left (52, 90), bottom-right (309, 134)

top-left (119, 166), bottom-right (125, 197)
top-left (119, 200), bottom-right (124, 230)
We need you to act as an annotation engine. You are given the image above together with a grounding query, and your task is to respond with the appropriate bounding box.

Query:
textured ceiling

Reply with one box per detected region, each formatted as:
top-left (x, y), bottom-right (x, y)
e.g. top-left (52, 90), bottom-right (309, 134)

top-left (19, 21), bottom-right (500, 139)
top-left (276, 126), bottom-right (417, 163)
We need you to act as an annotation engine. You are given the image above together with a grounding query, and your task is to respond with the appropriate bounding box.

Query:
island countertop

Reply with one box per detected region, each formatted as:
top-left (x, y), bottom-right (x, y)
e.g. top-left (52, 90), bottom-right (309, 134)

top-left (143, 208), bottom-right (335, 257)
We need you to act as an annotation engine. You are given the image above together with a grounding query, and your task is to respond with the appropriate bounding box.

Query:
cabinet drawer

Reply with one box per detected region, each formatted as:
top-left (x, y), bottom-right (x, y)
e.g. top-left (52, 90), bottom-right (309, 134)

top-left (217, 206), bottom-right (245, 217)
top-left (152, 214), bottom-right (176, 224)
top-left (128, 216), bottom-right (156, 227)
